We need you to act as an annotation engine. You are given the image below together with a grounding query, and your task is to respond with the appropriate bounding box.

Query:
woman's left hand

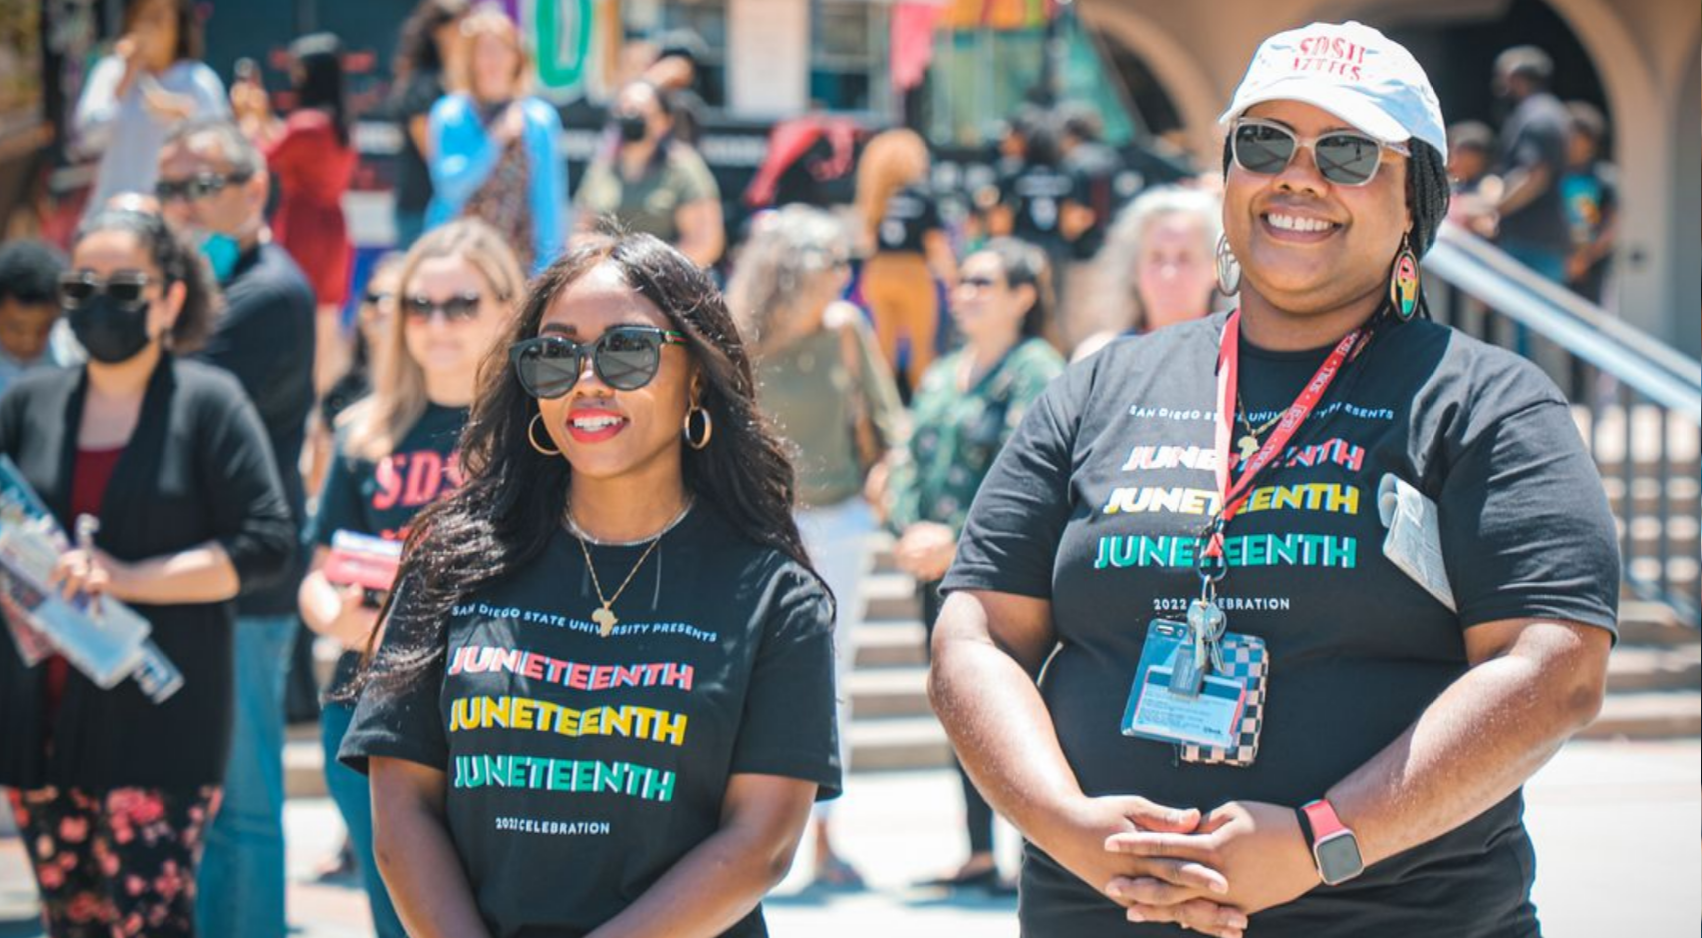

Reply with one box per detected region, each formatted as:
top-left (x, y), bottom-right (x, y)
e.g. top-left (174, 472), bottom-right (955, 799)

top-left (895, 522), bottom-right (956, 582)
top-left (51, 547), bottom-right (133, 606)
top-left (1104, 800), bottom-right (1319, 925)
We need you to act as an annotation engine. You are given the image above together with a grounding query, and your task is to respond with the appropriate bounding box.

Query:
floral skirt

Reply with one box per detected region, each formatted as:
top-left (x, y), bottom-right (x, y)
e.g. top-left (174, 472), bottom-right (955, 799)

top-left (7, 785), bottom-right (221, 938)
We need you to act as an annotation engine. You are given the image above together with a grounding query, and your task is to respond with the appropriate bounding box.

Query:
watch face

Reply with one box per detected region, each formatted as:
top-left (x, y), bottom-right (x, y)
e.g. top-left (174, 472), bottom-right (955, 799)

top-left (1315, 832), bottom-right (1364, 885)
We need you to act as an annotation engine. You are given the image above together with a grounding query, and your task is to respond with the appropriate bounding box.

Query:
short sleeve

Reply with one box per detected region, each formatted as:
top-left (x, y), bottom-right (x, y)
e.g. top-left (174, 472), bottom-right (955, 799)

top-left (920, 191), bottom-right (944, 232)
top-left (307, 437), bottom-right (366, 548)
top-left (1437, 399), bottom-right (1619, 636)
top-left (338, 576), bottom-right (450, 775)
top-left (941, 365), bottom-right (1084, 599)
top-left (729, 566), bottom-right (842, 800)
top-left (669, 147), bottom-right (719, 205)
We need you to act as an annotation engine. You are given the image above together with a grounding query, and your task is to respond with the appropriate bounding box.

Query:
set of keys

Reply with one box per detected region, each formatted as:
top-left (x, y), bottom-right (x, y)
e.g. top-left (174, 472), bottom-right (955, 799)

top-left (1169, 567), bottom-right (1229, 698)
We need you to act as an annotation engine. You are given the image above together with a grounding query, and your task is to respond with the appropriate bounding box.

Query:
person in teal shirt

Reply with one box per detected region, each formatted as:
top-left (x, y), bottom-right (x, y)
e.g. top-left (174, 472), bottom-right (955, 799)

top-left (884, 237), bottom-right (1063, 892)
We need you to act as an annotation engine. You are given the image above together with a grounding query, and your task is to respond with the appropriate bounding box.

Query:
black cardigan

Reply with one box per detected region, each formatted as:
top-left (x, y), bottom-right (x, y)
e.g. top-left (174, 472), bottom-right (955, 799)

top-left (0, 356), bottom-right (295, 791)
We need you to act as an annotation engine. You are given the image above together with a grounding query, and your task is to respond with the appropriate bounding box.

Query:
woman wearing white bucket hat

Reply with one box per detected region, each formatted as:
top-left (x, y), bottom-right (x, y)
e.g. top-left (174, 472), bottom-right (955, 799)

top-left (927, 21), bottom-right (1617, 938)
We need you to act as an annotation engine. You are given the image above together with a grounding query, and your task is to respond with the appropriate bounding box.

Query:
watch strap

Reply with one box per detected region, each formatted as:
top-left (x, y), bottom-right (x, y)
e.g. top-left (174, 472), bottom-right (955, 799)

top-left (1299, 798), bottom-right (1348, 843)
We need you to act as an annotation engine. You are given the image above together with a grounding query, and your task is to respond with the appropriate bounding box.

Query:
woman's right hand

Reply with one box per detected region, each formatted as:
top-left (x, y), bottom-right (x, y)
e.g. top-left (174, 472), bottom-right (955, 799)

top-left (301, 570), bottom-right (380, 651)
top-left (1038, 794), bottom-right (1248, 938)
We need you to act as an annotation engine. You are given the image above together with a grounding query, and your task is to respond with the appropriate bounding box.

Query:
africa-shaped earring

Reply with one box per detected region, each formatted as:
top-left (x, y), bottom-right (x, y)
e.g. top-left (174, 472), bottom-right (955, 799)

top-left (1388, 232), bottom-right (1421, 321)
top-left (1215, 232), bottom-right (1241, 297)
top-left (528, 412), bottom-right (561, 456)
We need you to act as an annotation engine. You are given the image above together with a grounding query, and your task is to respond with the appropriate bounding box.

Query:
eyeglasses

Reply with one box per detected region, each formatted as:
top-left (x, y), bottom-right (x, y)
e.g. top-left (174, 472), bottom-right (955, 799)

top-left (1230, 118), bottom-right (1409, 187)
top-left (403, 293), bottom-right (483, 323)
top-left (153, 171), bottom-right (254, 203)
top-left (509, 325), bottom-right (688, 398)
top-left (57, 271), bottom-right (154, 311)
top-left (960, 275), bottom-right (1004, 290)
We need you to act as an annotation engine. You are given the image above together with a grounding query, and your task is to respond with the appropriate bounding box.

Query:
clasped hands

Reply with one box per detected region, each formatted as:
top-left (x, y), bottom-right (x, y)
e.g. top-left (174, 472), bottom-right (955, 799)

top-left (1047, 795), bottom-right (1323, 938)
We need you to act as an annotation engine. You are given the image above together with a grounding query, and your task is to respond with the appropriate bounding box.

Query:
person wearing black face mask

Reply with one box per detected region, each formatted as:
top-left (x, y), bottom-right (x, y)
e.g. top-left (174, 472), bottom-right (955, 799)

top-left (574, 80), bottom-right (724, 267)
top-left (0, 208), bottom-right (294, 938)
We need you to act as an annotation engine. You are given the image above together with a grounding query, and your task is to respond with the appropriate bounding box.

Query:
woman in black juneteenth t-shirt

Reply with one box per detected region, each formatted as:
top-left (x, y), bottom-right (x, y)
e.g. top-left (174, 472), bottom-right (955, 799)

top-left (301, 220), bottom-right (524, 938)
top-left (339, 233), bottom-right (841, 938)
top-left (930, 22), bottom-right (1618, 938)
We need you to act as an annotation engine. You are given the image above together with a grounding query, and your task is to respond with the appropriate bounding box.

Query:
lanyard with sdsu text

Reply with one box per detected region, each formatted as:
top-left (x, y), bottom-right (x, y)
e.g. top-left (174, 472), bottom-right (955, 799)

top-left (1201, 309), bottom-right (1371, 561)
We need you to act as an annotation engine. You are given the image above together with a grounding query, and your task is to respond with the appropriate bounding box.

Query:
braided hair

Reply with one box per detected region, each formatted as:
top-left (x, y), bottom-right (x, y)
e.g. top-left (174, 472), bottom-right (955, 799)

top-left (1220, 136), bottom-right (1450, 316)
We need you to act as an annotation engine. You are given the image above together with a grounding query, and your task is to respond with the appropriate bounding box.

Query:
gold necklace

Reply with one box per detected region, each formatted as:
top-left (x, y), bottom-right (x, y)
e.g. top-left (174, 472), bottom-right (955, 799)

top-left (1235, 392), bottom-right (1284, 463)
top-left (567, 501), bottom-right (691, 637)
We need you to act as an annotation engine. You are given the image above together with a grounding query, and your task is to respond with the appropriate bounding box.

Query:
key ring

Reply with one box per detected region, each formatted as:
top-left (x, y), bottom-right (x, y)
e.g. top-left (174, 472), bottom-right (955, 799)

top-left (1195, 517), bottom-right (1228, 585)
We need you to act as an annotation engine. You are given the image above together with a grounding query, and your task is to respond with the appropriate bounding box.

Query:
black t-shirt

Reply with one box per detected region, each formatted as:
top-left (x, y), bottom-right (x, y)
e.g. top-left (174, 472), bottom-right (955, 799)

top-left (195, 242), bottom-right (316, 615)
top-left (942, 312), bottom-right (1619, 938)
top-left (340, 504), bottom-right (842, 938)
top-left (1002, 162), bottom-right (1082, 253)
top-left (875, 184), bottom-right (943, 255)
top-left (1061, 141), bottom-right (1124, 259)
top-left (393, 69), bottom-right (445, 213)
top-left (309, 403), bottom-right (469, 697)
top-left (1495, 92), bottom-right (1572, 251)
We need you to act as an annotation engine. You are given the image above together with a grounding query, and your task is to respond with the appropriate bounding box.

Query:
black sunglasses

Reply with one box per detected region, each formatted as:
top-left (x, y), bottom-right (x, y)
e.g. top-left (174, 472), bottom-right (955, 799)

top-left (1231, 118), bottom-right (1409, 187)
top-left (153, 171), bottom-right (254, 203)
top-left (57, 271), bottom-right (154, 311)
top-left (509, 326), bottom-right (688, 398)
top-left (403, 292), bottom-right (482, 322)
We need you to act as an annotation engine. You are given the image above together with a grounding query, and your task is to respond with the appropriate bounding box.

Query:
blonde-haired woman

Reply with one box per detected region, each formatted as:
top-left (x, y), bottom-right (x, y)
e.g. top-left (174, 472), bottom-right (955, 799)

top-left (1072, 185), bottom-right (1222, 361)
top-left (299, 219), bottom-right (523, 938)
top-left (854, 128), bottom-right (957, 392)
top-left (425, 4), bottom-right (566, 273)
top-left (728, 205), bottom-right (906, 888)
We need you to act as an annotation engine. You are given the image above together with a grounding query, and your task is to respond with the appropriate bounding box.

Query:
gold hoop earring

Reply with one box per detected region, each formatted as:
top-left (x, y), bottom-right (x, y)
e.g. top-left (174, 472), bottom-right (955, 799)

top-left (1215, 232), bottom-right (1241, 296)
top-left (1388, 233), bottom-right (1421, 321)
top-left (683, 405), bottom-right (713, 450)
top-left (528, 413), bottom-right (561, 456)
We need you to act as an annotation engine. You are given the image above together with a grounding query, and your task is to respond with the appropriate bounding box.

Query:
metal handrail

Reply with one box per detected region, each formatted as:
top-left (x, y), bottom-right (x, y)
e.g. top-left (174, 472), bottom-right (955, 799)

top-left (1422, 221), bottom-right (1702, 624)
top-left (1425, 224), bottom-right (1702, 422)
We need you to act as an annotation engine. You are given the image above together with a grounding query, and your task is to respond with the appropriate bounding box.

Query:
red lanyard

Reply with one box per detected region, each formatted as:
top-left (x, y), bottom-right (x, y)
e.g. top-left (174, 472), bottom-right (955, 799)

top-left (1203, 309), bottom-right (1367, 558)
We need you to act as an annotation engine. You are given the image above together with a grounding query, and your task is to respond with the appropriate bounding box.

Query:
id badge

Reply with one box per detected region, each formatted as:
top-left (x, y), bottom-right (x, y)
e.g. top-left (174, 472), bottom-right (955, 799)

top-left (1122, 620), bottom-right (1270, 767)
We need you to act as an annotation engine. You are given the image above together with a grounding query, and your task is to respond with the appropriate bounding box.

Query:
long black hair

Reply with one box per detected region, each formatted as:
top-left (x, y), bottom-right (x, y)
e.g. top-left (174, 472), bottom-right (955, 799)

top-left (350, 232), bottom-right (819, 694)
top-left (290, 33), bottom-right (349, 147)
top-left (393, 0), bottom-right (469, 81)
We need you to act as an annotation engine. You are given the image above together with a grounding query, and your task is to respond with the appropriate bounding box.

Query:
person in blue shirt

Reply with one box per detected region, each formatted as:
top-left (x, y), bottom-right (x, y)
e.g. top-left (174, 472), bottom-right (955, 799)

top-left (425, 5), bottom-right (567, 275)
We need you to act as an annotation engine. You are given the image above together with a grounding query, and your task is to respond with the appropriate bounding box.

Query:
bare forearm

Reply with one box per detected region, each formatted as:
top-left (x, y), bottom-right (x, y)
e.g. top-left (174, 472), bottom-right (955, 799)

top-left (1327, 638), bottom-right (1604, 866)
top-left (1495, 166), bottom-right (1548, 217)
top-left (589, 827), bottom-right (794, 938)
top-left (116, 543), bottom-right (239, 604)
top-left (375, 801), bottom-right (493, 938)
top-left (929, 627), bottom-right (1083, 851)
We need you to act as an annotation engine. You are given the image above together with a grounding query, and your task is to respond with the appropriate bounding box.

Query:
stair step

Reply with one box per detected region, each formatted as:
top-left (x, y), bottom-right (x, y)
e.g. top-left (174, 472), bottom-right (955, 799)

top-left (847, 717), bottom-right (953, 772)
top-left (856, 621), bottom-right (928, 668)
top-left (1577, 691), bottom-right (1702, 739)
top-left (285, 736), bottom-right (328, 799)
top-left (864, 572), bottom-right (922, 622)
top-left (1607, 645), bottom-right (1702, 692)
top-left (847, 667), bottom-right (932, 718)
top-left (1616, 601), bottom-right (1695, 644)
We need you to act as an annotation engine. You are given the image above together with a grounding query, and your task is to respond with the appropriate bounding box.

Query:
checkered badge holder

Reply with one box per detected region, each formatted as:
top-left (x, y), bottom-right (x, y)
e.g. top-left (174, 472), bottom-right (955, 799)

top-left (1179, 632), bottom-right (1268, 767)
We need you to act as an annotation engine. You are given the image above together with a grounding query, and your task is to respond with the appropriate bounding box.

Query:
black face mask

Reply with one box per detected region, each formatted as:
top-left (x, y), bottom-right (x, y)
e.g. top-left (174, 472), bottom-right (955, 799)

top-left (616, 114), bottom-right (648, 144)
top-left (69, 297), bottom-right (153, 364)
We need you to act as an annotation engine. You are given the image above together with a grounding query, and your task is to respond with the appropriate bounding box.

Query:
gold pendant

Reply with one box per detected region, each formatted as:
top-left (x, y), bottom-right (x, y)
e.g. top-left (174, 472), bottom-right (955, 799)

top-left (592, 606), bottom-right (618, 637)
top-left (1237, 435), bottom-right (1261, 463)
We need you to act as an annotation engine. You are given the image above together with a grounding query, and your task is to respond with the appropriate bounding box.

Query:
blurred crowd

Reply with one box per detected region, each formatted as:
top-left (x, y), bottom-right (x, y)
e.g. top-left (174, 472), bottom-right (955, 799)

top-left (0, 0), bottom-right (1623, 935)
